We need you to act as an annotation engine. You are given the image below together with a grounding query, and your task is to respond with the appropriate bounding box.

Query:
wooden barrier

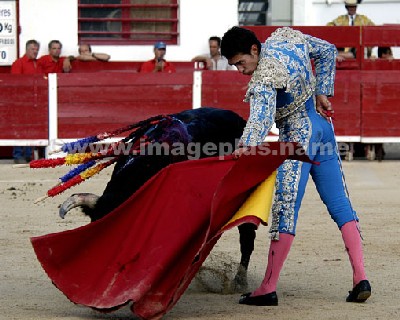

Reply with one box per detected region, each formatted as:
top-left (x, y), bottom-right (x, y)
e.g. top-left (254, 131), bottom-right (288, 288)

top-left (1, 68), bottom-right (399, 149)
top-left (0, 74), bottom-right (48, 140)
top-left (1, 26), bottom-right (400, 160)
top-left (0, 66), bottom-right (11, 73)
top-left (0, 60), bottom-right (197, 75)
top-left (201, 71), bottom-right (249, 119)
top-left (68, 60), bottom-right (196, 73)
top-left (57, 72), bottom-right (194, 139)
top-left (361, 71), bottom-right (400, 140)
top-left (362, 25), bottom-right (400, 49)
top-left (330, 70), bottom-right (361, 139)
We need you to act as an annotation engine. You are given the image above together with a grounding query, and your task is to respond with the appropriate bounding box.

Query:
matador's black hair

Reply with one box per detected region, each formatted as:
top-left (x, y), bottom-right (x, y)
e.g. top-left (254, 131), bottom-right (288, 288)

top-left (221, 26), bottom-right (261, 60)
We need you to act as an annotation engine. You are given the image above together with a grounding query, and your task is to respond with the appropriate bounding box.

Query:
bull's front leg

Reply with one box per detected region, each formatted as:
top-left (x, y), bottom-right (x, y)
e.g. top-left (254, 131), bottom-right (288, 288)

top-left (232, 223), bottom-right (257, 292)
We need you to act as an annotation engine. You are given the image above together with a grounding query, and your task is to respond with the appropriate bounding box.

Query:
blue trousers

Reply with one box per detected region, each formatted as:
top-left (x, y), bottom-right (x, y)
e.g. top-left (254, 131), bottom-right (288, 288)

top-left (270, 98), bottom-right (358, 237)
top-left (13, 146), bottom-right (33, 160)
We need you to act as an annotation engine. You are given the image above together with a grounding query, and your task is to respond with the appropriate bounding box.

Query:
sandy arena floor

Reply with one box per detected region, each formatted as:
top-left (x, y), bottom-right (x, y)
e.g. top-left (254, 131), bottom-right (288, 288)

top-left (0, 159), bottom-right (399, 320)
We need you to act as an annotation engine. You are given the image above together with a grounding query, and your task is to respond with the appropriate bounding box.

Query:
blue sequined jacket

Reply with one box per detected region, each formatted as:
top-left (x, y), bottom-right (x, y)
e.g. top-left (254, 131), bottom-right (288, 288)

top-left (240, 27), bottom-right (337, 146)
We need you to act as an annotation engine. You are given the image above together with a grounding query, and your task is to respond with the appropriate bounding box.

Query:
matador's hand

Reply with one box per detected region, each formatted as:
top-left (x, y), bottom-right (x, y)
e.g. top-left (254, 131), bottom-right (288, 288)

top-left (232, 147), bottom-right (248, 159)
top-left (316, 94), bottom-right (334, 122)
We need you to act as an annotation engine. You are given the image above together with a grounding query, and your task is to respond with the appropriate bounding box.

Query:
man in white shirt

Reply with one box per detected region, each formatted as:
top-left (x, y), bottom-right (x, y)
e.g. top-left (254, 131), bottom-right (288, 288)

top-left (192, 36), bottom-right (236, 70)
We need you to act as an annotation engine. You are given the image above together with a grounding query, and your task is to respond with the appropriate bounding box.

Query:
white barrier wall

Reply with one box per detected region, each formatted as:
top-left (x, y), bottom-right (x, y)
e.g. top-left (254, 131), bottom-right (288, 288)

top-left (16, 0), bottom-right (400, 61)
top-left (17, 0), bottom-right (239, 62)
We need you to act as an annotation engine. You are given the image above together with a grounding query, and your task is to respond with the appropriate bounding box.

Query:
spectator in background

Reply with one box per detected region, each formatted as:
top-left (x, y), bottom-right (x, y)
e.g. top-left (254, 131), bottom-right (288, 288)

top-left (11, 39), bottom-right (42, 74)
top-left (378, 47), bottom-right (393, 60)
top-left (38, 40), bottom-right (72, 75)
top-left (191, 36), bottom-right (236, 70)
top-left (139, 41), bottom-right (176, 73)
top-left (327, 0), bottom-right (375, 58)
top-left (73, 44), bottom-right (111, 62)
top-left (336, 47), bottom-right (356, 62)
top-left (10, 39), bottom-right (43, 164)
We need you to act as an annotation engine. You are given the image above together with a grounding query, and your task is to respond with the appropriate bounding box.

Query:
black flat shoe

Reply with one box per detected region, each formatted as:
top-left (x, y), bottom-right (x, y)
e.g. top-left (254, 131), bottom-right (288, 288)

top-left (346, 280), bottom-right (371, 302)
top-left (239, 292), bottom-right (278, 306)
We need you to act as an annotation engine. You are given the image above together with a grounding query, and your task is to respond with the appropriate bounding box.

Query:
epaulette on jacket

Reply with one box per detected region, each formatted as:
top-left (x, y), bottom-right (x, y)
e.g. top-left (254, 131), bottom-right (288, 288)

top-left (244, 57), bottom-right (289, 103)
top-left (269, 27), bottom-right (307, 45)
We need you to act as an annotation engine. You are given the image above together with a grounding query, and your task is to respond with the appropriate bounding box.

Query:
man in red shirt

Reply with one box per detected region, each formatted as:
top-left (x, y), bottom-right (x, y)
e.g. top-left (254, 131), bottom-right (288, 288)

top-left (139, 41), bottom-right (176, 73)
top-left (38, 40), bottom-right (71, 75)
top-left (10, 39), bottom-right (43, 163)
top-left (11, 39), bottom-right (42, 74)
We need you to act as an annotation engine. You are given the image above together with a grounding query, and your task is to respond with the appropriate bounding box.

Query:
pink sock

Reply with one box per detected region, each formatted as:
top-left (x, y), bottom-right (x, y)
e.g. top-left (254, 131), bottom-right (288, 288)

top-left (252, 233), bottom-right (294, 296)
top-left (341, 220), bottom-right (367, 286)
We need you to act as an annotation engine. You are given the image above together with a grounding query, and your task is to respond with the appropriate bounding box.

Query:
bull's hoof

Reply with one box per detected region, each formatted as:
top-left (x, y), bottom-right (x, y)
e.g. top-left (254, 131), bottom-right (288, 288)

top-left (231, 265), bottom-right (248, 293)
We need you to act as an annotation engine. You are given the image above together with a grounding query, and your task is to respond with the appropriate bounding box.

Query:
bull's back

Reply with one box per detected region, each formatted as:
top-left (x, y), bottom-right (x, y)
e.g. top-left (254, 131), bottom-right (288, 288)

top-left (90, 107), bottom-right (246, 220)
top-left (174, 107), bottom-right (246, 146)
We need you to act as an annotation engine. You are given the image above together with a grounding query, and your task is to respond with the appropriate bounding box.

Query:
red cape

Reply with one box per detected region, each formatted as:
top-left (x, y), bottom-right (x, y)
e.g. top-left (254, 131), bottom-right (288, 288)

top-left (31, 142), bottom-right (312, 319)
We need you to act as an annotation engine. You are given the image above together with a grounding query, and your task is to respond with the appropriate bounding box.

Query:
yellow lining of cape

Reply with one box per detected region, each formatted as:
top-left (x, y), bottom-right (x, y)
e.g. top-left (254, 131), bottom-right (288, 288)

top-left (223, 170), bottom-right (276, 228)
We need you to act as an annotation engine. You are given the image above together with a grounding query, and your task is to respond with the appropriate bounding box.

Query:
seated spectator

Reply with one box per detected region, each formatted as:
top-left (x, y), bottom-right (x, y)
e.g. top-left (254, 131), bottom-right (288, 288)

top-left (139, 42), bottom-right (176, 73)
top-left (11, 39), bottom-right (42, 75)
top-left (10, 39), bottom-right (43, 164)
top-left (336, 47), bottom-right (356, 62)
top-left (73, 44), bottom-right (111, 62)
top-left (191, 36), bottom-right (236, 70)
top-left (38, 40), bottom-right (72, 75)
top-left (378, 46), bottom-right (393, 60)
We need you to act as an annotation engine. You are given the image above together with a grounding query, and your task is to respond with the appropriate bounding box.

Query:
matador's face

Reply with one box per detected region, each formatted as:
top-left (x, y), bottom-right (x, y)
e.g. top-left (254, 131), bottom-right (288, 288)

top-left (228, 44), bottom-right (260, 76)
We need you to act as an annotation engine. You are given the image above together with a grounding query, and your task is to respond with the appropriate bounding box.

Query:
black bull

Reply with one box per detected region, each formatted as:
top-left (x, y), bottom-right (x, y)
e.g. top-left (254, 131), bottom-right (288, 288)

top-left (60, 107), bottom-right (258, 290)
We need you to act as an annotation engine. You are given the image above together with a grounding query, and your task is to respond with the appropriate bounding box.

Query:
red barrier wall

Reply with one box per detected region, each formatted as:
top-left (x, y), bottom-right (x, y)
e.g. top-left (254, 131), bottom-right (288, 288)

top-left (200, 70), bottom-right (364, 138)
top-left (68, 60), bottom-right (196, 73)
top-left (0, 74), bottom-right (48, 139)
top-left (246, 26), bottom-right (361, 48)
top-left (1, 26), bottom-right (400, 156)
top-left (0, 66), bottom-right (11, 73)
top-left (0, 61), bottom-right (197, 75)
top-left (361, 71), bottom-right (400, 138)
top-left (201, 71), bottom-right (249, 120)
top-left (330, 71), bottom-right (362, 137)
top-left (57, 72), bottom-right (193, 138)
top-left (1, 69), bottom-right (399, 145)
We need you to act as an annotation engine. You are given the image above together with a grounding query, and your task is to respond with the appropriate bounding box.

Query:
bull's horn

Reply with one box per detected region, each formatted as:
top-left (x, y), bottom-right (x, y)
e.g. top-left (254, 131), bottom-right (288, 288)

top-left (59, 193), bottom-right (99, 219)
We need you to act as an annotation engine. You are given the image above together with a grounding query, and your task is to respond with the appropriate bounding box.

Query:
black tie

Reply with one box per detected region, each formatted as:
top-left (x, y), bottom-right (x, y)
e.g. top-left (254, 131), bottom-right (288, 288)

top-left (350, 15), bottom-right (354, 26)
